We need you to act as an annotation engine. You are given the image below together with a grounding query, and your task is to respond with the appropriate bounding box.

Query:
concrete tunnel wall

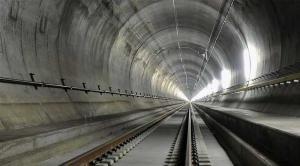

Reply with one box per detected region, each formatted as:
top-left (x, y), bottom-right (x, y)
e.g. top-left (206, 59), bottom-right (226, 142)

top-left (193, 0), bottom-right (300, 116)
top-left (204, 0), bottom-right (300, 116)
top-left (1, 0), bottom-right (300, 164)
top-left (0, 0), bottom-right (184, 130)
top-left (0, 0), bottom-right (300, 128)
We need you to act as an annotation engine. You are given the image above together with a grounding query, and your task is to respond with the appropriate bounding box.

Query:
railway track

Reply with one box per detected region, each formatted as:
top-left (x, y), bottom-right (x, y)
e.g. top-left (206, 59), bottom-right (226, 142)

top-left (165, 106), bottom-right (211, 166)
top-left (61, 104), bottom-right (184, 166)
top-left (62, 105), bottom-right (212, 166)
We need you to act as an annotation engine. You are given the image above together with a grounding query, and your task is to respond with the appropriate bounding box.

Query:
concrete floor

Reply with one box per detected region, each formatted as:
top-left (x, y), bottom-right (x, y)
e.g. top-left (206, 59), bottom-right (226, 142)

top-left (114, 111), bottom-right (186, 166)
top-left (115, 110), bottom-right (233, 166)
top-left (198, 103), bottom-right (300, 165)
top-left (201, 104), bottom-right (300, 136)
top-left (0, 106), bottom-right (180, 165)
top-left (194, 113), bottom-right (233, 166)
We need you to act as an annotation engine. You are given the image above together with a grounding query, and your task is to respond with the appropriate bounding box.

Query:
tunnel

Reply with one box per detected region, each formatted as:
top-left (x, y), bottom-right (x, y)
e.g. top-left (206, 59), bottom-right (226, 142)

top-left (0, 0), bottom-right (300, 165)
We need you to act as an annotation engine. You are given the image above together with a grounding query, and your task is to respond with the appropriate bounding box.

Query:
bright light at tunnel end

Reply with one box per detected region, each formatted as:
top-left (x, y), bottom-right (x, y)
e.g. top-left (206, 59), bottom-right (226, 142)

top-left (191, 80), bottom-right (218, 102)
top-left (191, 68), bottom-right (232, 102)
top-left (176, 90), bottom-right (189, 101)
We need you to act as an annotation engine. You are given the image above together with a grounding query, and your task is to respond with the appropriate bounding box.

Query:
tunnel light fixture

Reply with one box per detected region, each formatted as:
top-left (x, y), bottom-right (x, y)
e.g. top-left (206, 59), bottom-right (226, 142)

top-left (294, 79), bottom-right (299, 83)
top-left (221, 68), bottom-right (231, 89)
top-left (200, 53), bottom-right (206, 58)
top-left (243, 49), bottom-right (251, 81)
top-left (211, 79), bottom-right (220, 93)
top-left (243, 45), bottom-right (259, 82)
top-left (204, 50), bottom-right (208, 61)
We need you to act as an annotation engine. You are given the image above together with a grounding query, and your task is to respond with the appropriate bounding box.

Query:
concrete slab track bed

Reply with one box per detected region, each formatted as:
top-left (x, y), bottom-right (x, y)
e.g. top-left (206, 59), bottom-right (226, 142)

top-left (0, 0), bottom-right (300, 165)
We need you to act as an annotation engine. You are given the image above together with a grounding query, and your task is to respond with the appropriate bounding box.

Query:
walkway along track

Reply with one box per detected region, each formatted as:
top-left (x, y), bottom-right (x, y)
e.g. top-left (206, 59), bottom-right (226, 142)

top-left (193, 104), bottom-right (277, 166)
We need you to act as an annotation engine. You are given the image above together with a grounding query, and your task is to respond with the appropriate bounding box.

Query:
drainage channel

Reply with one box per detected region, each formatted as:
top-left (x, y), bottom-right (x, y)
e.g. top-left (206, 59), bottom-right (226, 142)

top-left (62, 104), bottom-right (184, 166)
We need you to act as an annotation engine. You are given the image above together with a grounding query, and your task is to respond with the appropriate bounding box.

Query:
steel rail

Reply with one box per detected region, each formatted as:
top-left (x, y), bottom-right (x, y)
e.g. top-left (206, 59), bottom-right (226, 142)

top-left (185, 108), bottom-right (192, 166)
top-left (165, 108), bottom-right (188, 166)
top-left (61, 104), bottom-right (185, 166)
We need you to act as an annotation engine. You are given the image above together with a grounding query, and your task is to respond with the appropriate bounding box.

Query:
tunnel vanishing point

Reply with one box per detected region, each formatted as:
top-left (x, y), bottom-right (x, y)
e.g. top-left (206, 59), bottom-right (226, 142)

top-left (0, 0), bottom-right (300, 165)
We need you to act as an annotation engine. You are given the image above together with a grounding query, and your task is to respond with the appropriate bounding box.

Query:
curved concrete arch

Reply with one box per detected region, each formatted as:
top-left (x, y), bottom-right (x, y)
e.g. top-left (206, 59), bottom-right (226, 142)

top-left (0, 0), bottom-right (300, 163)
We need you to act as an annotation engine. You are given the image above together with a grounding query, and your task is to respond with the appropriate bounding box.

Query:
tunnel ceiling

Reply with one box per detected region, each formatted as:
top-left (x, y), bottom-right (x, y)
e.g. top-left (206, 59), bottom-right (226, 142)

top-left (109, 0), bottom-right (228, 98)
top-left (109, 0), bottom-right (244, 99)
top-left (108, 0), bottom-right (290, 99)
top-left (1, 0), bottom-right (294, 101)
